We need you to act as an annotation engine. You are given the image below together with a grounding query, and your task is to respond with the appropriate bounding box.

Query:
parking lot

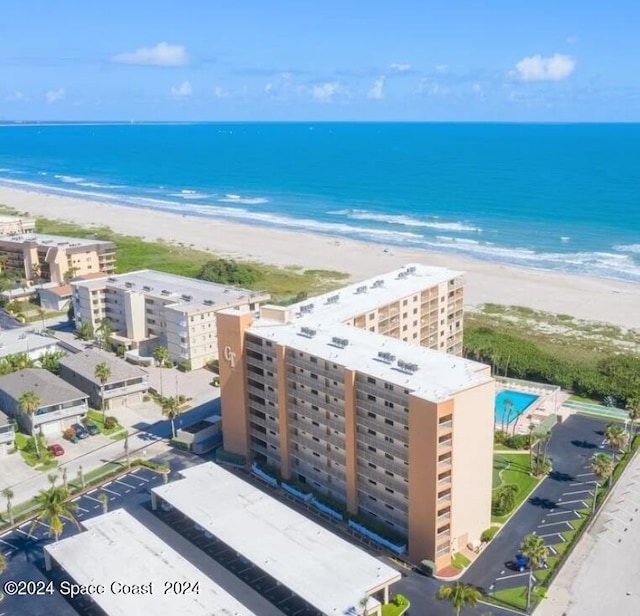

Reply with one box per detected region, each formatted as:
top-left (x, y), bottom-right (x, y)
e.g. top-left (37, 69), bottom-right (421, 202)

top-left (154, 505), bottom-right (312, 616)
top-left (0, 466), bottom-right (165, 616)
top-left (463, 414), bottom-right (611, 600)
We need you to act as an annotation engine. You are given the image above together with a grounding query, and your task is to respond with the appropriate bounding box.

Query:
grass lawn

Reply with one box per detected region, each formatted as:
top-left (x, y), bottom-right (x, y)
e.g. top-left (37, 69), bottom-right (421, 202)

top-left (451, 552), bottom-right (472, 570)
top-left (14, 433), bottom-right (58, 470)
top-left (491, 585), bottom-right (528, 611)
top-left (381, 602), bottom-right (410, 616)
top-left (492, 453), bottom-right (542, 523)
top-left (86, 410), bottom-right (124, 437)
top-left (569, 394), bottom-right (603, 404)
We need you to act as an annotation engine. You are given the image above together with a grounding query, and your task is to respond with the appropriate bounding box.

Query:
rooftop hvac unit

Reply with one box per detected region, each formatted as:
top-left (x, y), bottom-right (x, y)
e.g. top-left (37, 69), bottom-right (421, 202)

top-left (355, 285), bottom-right (368, 294)
top-left (406, 266), bottom-right (416, 274)
top-left (325, 295), bottom-right (340, 304)
top-left (371, 279), bottom-right (384, 288)
top-left (300, 303), bottom-right (315, 314)
top-left (161, 290), bottom-right (171, 295)
top-left (142, 285), bottom-right (152, 292)
top-left (331, 336), bottom-right (349, 348)
top-left (203, 299), bottom-right (215, 306)
top-left (107, 277), bottom-right (117, 282)
top-left (300, 326), bottom-right (317, 338)
top-left (181, 294), bottom-right (193, 301)
top-left (377, 351), bottom-right (396, 363)
top-left (397, 359), bottom-right (419, 373)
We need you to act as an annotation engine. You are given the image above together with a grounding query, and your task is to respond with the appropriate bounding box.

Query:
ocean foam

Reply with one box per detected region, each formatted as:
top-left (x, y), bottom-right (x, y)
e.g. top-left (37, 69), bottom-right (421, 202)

top-left (54, 175), bottom-right (85, 184)
top-left (331, 208), bottom-right (482, 232)
top-left (219, 195), bottom-right (268, 205)
top-left (614, 243), bottom-right (640, 254)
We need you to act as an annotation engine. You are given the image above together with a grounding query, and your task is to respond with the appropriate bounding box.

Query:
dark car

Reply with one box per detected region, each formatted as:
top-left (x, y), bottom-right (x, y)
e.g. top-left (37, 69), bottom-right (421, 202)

top-left (72, 423), bottom-right (89, 439)
top-left (47, 443), bottom-right (65, 457)
top-left (85, 422), bottom-right (100, 436)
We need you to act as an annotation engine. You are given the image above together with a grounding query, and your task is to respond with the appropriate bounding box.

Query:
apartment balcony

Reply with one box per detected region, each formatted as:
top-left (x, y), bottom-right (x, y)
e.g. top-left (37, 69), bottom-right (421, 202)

top-left (293, 422), bottom-right (345, 449)
top-left (437, 490), bottom-right (451, 506)
top-left (32, 402), bottom-right (87, 428)
top-left (438, 438), bottom-right (453, 453)
top-left (358, 431), bottom-right (408, 461)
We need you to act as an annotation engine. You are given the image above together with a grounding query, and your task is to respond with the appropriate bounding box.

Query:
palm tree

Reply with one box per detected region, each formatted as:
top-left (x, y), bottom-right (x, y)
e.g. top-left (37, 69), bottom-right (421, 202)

top-left (358, 594), bottom-right (371, 616)
top-left (2, 488), bottom-right (14, 526)
top-left (76, 321), bottom-right (93, 341)
top-left (94, 361), bottom-right (112, 420)
top-left (123, 432), bottom-right (130, 467)
top-left (98, 492), bottom-right (109, 514)
top-left (436, 582), bottom-right (482, 616)
top-left (153, 345), bottom-right (169, 395)
top-left (627, 398), bottom-right (640, 440)
top-left (96, 317), bottom-right (113, 351)
top-left (604, 423), bottom-right (627, 465)
top-left (590, 453), bottom-right (614, 515)
top-left (60, 466), bottom-right (68, 491)
top-left (29, 484), bottom-right (79, 541)
top-left (18, 390), bottom-right (42, 459)
top-left (162, 396), bottom-right (181, 438)
top-left (520, 534), bottom-right (549, 612)
top-left (77, 464), bottom-right (85, 489)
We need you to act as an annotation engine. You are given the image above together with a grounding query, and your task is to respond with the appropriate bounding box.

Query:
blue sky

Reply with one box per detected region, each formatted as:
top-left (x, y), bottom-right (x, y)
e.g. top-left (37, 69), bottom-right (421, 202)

top-left (1, 0), bottom-right (639, 121)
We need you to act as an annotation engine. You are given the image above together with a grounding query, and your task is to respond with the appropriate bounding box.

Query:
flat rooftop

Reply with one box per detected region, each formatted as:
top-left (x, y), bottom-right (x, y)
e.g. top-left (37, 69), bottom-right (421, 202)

top-left (75, 269), bottom-right (268, 311)
top-left (0, 233), bottom-right (114, 248)
top-left (248, 317), bottom-right (491, 402)
top-left (45, 509), bottom-right (255, 616)
top-left (152, 462), bottom-right (400, 615)
top-left (0, 327), bottom-right (59, 358)
top-left (287, 263), bottom-right (463, 323)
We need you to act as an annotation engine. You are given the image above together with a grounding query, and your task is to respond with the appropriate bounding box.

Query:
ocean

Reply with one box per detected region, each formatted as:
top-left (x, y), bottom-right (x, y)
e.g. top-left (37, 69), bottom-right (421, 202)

top-left (0, 122), bottom-right (639, 282)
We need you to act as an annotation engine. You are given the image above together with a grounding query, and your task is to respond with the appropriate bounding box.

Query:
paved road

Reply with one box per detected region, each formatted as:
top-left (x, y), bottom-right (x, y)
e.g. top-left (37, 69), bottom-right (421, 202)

top-left (463, 415), bottom-right (609, 599)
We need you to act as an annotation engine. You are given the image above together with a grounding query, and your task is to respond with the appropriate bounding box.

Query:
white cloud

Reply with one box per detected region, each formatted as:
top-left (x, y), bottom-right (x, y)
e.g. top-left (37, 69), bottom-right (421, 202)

top-left (113, 42), bottom-right (188, 66)
top-left (311, 81), bottom-right (339, 103)
top-left (170, 81), bottom-right (192, 97)
top-left (512, 53), bottom-right (576, 82)
top-left (435, 64), bottom-right (449, 72)
top-left (45, 88), bottom-right (65, 103)
top-left (390, 63), bottom-right (411, 72)
top-left (368, 76), bottom-right (385, 100)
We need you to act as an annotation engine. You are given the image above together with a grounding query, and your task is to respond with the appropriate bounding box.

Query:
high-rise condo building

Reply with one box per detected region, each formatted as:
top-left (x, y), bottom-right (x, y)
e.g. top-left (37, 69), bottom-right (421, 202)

top-left (216, 264), bottom-right (494, 569)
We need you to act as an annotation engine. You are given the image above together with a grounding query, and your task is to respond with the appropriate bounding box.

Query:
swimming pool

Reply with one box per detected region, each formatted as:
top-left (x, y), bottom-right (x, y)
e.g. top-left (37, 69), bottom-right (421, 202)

top-left (495, 390), bottom-right (539, 426)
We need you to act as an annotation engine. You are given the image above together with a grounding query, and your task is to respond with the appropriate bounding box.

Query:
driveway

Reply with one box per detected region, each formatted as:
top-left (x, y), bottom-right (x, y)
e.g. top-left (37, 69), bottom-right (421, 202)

top-left (463, 415), bottom-right (610, 598)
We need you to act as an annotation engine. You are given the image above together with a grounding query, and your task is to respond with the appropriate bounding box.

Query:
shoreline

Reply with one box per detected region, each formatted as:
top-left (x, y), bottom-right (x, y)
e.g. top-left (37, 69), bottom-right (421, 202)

top-left (1, 184), bottom-right (639, 329)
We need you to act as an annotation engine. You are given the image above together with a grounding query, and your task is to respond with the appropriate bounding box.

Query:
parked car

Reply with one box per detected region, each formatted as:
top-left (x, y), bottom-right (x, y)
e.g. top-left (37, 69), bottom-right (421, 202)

top-left (515, 553), bottom-right (547, 572)
top-left (47, 443), bottom-right (65, 457)
top-left (63, 427), bottom-right (79, 443)
top-left (84, 422), bottom-right (100, 436)
top-left (72, 423), bottom-right (89, 439)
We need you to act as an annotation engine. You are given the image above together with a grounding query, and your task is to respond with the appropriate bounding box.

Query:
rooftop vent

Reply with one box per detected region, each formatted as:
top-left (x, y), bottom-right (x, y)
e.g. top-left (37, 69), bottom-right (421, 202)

top-left (397, 359), bottom-right (419, 373)
top-left (397, 271), bottom-right (408, 280)
top-left (107, 277), bottom-right (117, 282)
top-left (371, 279), bottom-right (384, 288)
top-left (203, 299), bottom-right (215, 306)
top-left (142, 285), bottom-right (152, 292)
top-left (355, 285), bottom-right (368, 295)
top-left (300, 303), bottom-right (315, 314)
top-left (161, 289), bottom-right (171, 296)
top-left (300, 326), bottom-right (317, 338)
top-left (377, 351), bottom-right (396, 364)
top-left (326, 295), bottom-right (339, 305)
top-left (331, 336), bottom-right (349, 349)
top-left (181, 294), bottom-right (193, 301)
top-left (124, 282), bottom-right (133, 288)
top-left (406, 266), bottom-right (416, 274)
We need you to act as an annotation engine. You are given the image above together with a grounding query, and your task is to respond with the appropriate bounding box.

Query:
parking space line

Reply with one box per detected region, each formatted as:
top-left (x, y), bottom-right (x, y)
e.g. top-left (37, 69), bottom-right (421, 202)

top-left (547, 510), bottom-right (575, 516)
top-left (547, 545), bottom-right (558, 555)
top-left (15, 528), bottom-right (30, 536)
top-left (496, 571), bottom-right (529, 581)
top-left (75, 505), bottom-right (89, 513)
top-left (101, 486), bottom-right (121, 496)
top-left (563, 489), bottom-right (593, 496)
top-left (83, 494), bottom-right (102, 503)
top-left (570, 482), bottom-right (588, 487)
top-left (538, 532), bottom-right (565, 539)
top-left (558, 498), bottom-right (588, 506)
top-left (577, 472), bottom-right (595, 477)
top-left (115, 479), bottom-right (136, 490)
top-left (0, 531), bottom-right (11, 538)
top-left (0, 537), bottom-right (19, 550)
top-left (539, 521), bottom-right (572, 529)
top-left (94, 504), bottom-right (101, 510)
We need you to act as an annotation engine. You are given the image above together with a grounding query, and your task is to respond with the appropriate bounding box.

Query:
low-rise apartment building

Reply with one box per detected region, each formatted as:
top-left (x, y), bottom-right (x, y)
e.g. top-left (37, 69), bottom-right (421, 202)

top-left (216, 297), bottom-right (494, 569)
top-left (58, 351), bottom-right (148, 411)
top-left (0, 368), bottom-right (88, 436)
top-left (71, 270), bottom-right (269, 370)
top-left (0, 233), bottom-right (116, 284)
top-left (0, 215), bottom-right (36, 236)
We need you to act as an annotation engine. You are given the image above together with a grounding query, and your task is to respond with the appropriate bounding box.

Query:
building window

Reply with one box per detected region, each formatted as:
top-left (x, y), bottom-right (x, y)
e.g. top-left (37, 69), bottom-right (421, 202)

top-left (402, 299), bottom-right (408, 306)
top-left (368, 479), bottom-right (377, 485)
top-left (367, 394), bottom-right (376, 402)
top-left (367, 412), bottom-right (376, 419)
top-left (368, 462), bottom-right (376, 469)
top-left (369, 312), bottom-right (375, 320)
top-left (385, 418), bottom-right (394, 426)
top-left (367, 376), bottom-right (376, 384)
top-left (385, 453), bottom-right (394, 460)
top-left (368, 429), bottom-right (376, 436)
top-left (310, 356), bottom-right (317, 363)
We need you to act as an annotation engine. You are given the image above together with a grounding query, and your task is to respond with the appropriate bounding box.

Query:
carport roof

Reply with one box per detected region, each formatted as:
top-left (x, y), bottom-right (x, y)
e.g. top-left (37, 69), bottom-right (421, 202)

top-left (152, 462), bottom-right (401, 615)
top-left (44, 509), bottom-right (255, 616)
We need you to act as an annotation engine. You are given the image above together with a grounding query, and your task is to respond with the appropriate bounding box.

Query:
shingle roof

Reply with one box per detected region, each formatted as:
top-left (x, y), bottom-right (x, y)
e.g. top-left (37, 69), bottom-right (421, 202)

top-left (59, 351), bottom-right (147, 386)
top-left (0, 369), bottom-right (87, 407)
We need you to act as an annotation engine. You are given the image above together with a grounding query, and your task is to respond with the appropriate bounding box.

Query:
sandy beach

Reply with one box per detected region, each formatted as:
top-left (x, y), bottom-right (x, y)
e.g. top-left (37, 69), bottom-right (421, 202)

top-left (1, 184), bottom-right (639, 329)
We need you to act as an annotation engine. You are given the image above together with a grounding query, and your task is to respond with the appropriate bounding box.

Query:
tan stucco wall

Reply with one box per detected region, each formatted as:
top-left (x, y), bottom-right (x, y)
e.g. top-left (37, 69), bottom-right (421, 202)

top-left (343, 368), bottom-right (358, 515)
top-left (216, 310), bottom-right (253, 458)
top-left (450, 376), bottom-right (494, 552)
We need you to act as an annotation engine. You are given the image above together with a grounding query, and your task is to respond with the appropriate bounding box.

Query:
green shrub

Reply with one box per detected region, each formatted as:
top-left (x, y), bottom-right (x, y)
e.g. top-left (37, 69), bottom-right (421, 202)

top-left (198, 258), bottom-right (261, 286)
top-left (494, 430), bottom-right (509, 444)
top-left (507, 434), bottom-right (530, 450)
top-left (143, 394), bottom-right (150, 402)
top-left (104, 416), bottom-right (119, 429)
top-left (392, 593), bottom-right (409, 607)
top-left (481, 527), bottom-right (499, 542)
top-left (492, 484), bottom-right (518, 516)
top-left (177, 360), bottom-right (191, 372)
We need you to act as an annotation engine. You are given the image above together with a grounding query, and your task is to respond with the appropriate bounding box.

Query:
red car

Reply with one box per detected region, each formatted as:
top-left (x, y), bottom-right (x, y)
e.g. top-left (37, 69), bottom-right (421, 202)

top-left (48, 443), bottom-right (65, 457)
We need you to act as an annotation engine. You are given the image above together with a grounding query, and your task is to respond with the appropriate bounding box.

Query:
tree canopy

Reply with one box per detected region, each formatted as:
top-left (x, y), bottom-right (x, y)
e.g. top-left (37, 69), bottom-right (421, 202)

top-left (197, 258), bottom-right (261, 287)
